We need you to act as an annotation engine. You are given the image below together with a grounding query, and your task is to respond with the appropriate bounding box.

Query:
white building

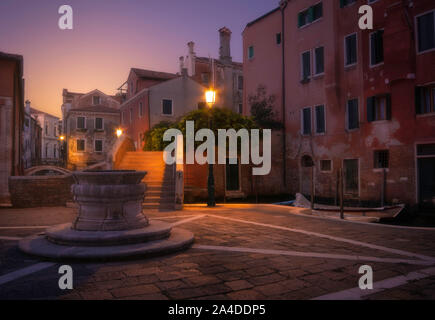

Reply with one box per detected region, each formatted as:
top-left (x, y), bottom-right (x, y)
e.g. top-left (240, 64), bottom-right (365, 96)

top-left (30, 106), bottom-right (61, 164)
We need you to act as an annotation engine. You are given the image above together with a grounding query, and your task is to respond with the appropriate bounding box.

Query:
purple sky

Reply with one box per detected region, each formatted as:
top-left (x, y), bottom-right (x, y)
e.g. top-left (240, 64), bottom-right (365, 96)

top-left (0, 0), bottom-right (277, 116)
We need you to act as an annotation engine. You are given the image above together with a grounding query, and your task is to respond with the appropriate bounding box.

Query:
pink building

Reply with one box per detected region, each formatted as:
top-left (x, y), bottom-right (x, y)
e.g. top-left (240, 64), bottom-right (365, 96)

top-left (243, 0), bottom-right (435, 209)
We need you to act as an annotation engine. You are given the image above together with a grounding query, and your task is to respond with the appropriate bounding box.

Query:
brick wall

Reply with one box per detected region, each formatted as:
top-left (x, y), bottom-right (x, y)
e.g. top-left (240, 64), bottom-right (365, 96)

top-left (9, 175), bottom-right (74, 208)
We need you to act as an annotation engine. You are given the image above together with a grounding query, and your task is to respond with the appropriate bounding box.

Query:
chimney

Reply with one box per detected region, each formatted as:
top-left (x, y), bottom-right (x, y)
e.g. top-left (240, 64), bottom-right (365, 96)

top-left (25, 100), bottom-right (30, 113)
top-left (179, 56), bottom-right (185, 74)
top-left (187, 41), bottom-right (196, 76)
top-left (219, 27), bottom-right (232, 64)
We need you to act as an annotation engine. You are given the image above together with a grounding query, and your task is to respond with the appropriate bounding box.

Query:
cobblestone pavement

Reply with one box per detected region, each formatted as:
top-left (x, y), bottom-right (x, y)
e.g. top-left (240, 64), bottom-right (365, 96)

top-left (0, 204), bottom-right (434, 300)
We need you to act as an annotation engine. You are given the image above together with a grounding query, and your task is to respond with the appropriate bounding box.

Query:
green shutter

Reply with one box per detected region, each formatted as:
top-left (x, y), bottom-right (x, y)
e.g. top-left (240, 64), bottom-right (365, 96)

top-left (308, 7), bottom-right (314, 23)
top-left (367, 97), bottom-right (375, 122)
top-left (415, 87), bottom-right (422, 114)
top-left (340, 0), bottom-right (345, 8)
top-left (298, 12), bottom-right (304, 27)
top-left (386, 94), bottom-right (392, 120)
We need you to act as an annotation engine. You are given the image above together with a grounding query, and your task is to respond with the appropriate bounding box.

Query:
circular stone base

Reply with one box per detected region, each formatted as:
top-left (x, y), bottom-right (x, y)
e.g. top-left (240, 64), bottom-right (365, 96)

top-left (46, 221), bottom-right (172, 246)
top-left (18, 228), bottom-right (194, 261)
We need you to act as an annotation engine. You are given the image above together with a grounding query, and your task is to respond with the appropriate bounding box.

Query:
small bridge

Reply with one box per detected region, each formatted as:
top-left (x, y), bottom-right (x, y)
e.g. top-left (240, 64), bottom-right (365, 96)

top-left (24, 166), bottom-right (72, 176)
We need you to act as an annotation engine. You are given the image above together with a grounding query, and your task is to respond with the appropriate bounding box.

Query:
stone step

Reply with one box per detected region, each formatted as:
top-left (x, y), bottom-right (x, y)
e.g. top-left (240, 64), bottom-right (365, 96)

top-left (142, 203), bottom-right (175, 210)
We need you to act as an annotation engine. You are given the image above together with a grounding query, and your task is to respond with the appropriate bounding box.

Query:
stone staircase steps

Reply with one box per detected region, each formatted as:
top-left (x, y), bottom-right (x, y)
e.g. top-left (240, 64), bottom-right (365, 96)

top-left (115, 151), bottom-right (175, 210)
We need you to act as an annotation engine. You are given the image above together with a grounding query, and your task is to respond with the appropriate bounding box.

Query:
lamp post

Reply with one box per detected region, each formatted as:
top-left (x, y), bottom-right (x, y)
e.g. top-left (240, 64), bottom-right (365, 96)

top-left (59, 135), bottom-right (66, 167)
top-left (205, 89), bottom-right (216, 207)
top-left (116, 128), bottom-right (123, 138)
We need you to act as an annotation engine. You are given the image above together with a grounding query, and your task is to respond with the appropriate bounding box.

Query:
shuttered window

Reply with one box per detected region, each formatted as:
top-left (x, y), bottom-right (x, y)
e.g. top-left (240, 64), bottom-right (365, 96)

top-left (314, 47), bottom-right (324, 75)
top-left (345, 33), bottom-right (357, 66)
top-left (302, 107), bottom-right (312, 135)
top-left (347, 99), bottom-right (359, 130)
top-left (301, 51), bottom-right (311, 80)
top-left (298, 2), bottom-right (322, 28)
top-left (162, 99), bottom-right (173, 115)
top-left (417, 11), bottom-right (435, 53)
top-left (415, 86), bottom-right (435, 114)
top-left (370, 30), bottom-right (384, 66)
top-left (315, 105), bottom-right (325, 134)
top-left (367, 94), bottom-right (391, 122)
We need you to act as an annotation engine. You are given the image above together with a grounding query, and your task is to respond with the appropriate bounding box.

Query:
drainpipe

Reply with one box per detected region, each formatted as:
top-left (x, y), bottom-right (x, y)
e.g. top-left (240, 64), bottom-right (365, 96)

top-left (280, 0), bottom-right (288, 189)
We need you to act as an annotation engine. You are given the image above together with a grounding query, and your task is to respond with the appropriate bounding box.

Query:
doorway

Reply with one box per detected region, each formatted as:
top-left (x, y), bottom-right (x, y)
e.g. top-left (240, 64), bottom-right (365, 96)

top-left (300, 155), bottom-right (314, 197)
top-left (225, 158), bottom-right (240, 192)
top-left (343, 159), bottom-right (359, 196)
top-left (417, 143), bottom-right (435, 210)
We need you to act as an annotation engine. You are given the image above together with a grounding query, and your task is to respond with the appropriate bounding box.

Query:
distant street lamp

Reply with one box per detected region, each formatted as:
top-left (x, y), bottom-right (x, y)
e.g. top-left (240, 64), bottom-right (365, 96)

top-left (116, 129), bottom-right (123, 138)
top-left (205, 89), bottom-right (216, 207)
top-left (59, 135), bottom-right (66, 167)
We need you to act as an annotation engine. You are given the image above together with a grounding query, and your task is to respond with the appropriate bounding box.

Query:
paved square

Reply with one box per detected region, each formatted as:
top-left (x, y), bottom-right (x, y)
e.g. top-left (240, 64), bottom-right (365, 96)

top-left (0, 204), bottom-right (434, 300)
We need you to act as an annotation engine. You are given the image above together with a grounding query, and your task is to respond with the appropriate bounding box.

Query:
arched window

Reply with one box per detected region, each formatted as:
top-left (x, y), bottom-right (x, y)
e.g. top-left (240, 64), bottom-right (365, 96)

top-left (301, 155), bottom-right (314, 167)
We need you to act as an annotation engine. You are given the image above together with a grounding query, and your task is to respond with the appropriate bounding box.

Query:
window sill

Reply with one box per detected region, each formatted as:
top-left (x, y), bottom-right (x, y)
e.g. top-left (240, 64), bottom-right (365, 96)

top-left (344, 64), bottom-right (357, 71)
top-left (373, 168), bottom-right (389, 173)
top-left (312, 73), bottom-right (324, 80)
top-left (370, 62), bottom-right (384, 69)
top-left (346, 128), bottom-right (360, 132)
top-left (416, 112), bottom-right (435, 118)
top-left (368, 120), bottom-right (390, 124)
top-left (161, 114), bottom-right (173, 117)
top-left (298, 18), bottom-right (323, 30)
top-left (300, 78), bottom-right (311, 84)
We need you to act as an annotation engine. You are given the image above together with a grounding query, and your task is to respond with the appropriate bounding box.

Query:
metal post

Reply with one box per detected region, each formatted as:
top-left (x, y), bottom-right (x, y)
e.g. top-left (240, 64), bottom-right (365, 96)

top-left (381, 168), bottom-right (386, 207)
top-left (340, 168), bottom-right (344, 220)
top-left (311, 166), bottom-right (315, 210)
top-left (207, 110), bottom-right (216, 207)
top-left (335, 170), bottom-right (339, 206)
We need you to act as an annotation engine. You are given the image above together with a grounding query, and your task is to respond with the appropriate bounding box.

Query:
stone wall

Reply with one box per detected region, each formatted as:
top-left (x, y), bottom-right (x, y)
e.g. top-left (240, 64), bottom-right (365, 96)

top-left (9, 175), bottom-right (74, 208)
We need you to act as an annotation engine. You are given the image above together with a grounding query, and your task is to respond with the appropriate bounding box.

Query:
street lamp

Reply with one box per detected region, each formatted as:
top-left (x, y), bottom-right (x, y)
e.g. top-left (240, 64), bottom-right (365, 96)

top-left (59, 135), bottom-right (66, 167)
top-left (116, 128), bottom-right (123, 138)
top-left (205, 89), bottom-right (216, 207)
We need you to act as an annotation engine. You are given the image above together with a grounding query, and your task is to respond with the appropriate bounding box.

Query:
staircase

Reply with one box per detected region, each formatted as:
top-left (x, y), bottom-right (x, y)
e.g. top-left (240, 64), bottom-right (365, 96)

top-left (115, 151), bottom-right (175, 210)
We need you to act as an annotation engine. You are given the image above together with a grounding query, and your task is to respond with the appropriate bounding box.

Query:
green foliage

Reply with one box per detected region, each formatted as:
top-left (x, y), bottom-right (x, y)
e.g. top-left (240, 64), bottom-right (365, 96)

top-left (142, 108), bottom-right (258, 151)
top-left (249, 85), bottom-right (282, 129)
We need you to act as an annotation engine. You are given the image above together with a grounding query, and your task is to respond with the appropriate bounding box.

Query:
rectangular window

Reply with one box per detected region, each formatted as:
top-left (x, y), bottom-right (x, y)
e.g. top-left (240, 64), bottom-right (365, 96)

top-left (276, 33), bottom-right (282, 45)
top-left (416, 86), bottom-right (435, 114)
top-left (302, 107), bottom-right (312, 135)
top-left (374, 150), bottom-right (389, 169)
top-left (53, 125), bottom-right (57, 137)
top-left (162, 99), bottom-right (173, 115)
top-left (77, 139), bottom-right (85, 152)
top-left (320, 160), bottom-right (332, 172)
top-left (95, 117), bottom-right (103, 130)
top-left (92, 96), bottom-right (100, 105)
top-left (139, 102), bottom-right (143, 117)
top-left (370, 30), bottom-right (384, 66)
top-left (201, 73), bottom-right (210, 85)
top-left (238, 76), bottom-right (244, 90)
top-left (367, 94), bottom-right (391, 122)
top-left (417, 11), bottom-right (435, 53)
top-left (298, 2), bottom-right (323, 28)
top-left (45, 124), bottom-right (48, 135)
top-left (347, 99), bottom-right (359, 130)
top-left (121, 111), bottom-right (125, 124)
top-left (248, 46), bottom-right (254, 59)
top-left (77, 117), bottom-right (85, 129)
top-left (239, 104), bottom-right (243, 114)
top-left (417, 143), bottom-right (435, 156)
top-left (95, 140), bottom-right (103, 152)
top-left (345, 33), bottom-right (357, 66)
top-left (130, 108), bottom-right (133, 123)
top-left (314, 47), bottom-right (324, 75)
top-left (301, 51), bottom-right (311, 80)
top-left (315, 105), bottom-right (325, 134)
top-left (340, 0), bottom-right (357, 8)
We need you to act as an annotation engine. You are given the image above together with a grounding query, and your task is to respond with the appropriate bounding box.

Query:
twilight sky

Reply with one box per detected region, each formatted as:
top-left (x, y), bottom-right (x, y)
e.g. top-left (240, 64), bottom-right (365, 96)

top-left (0, 0), bottom-right (277, 117)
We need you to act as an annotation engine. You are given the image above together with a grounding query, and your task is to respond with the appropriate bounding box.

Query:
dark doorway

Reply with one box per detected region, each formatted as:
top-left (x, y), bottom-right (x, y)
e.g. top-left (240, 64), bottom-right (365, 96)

top-left (343, 159), bottom-right (359, 195)
top-left (226, 158), bottom-right (240, 191)
top-left (301, 155), bottom-right (314, 196)
top-left (418, 157), bottom-right (435, 209)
